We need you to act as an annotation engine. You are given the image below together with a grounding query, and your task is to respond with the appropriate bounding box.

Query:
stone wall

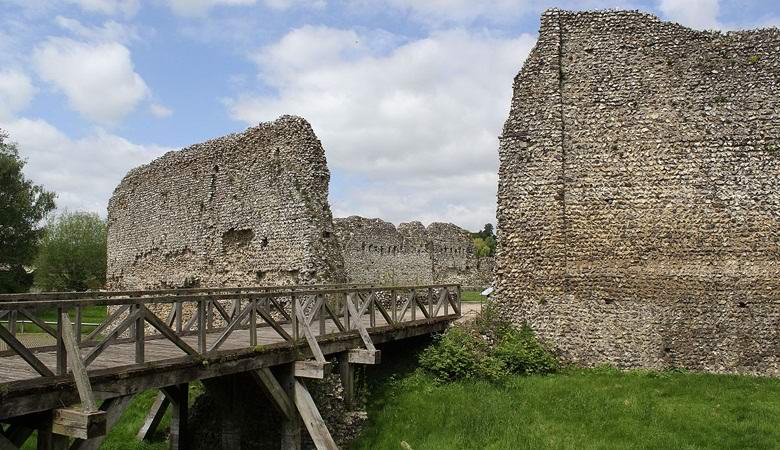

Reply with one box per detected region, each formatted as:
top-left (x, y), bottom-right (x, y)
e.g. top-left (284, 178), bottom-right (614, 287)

top-left (107, 115), bottom-right (345, 290)
top-left (334, 216), bottom-right (492, 286)
top-left (496, 9), bottom-right (780, 375)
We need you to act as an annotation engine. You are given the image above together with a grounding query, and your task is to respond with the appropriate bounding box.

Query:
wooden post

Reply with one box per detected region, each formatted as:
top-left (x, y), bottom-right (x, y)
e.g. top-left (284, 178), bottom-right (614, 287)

top-left (207, 299), bottom-right (214, 331)
top-left (175, 301), bottom-right (183, 333)
top-left (37, 423), bottom-right (69, 450)
top-left (280, 364), bottom-right (301, 450)
top-left (75, 306), bottom-right (83, 344)
top-left (163, 384), bottom-right (188, 450)
top-left (56, 307), bottom-right (66, 376)
top-left (410, 289), bottom-right (416, 321)
top-left (369, 292), bottom-right (376, 328)
top-left (197, 300), bottom-right (206, 354)
top-left (344, 293), bottom-right (351, 330)
top-left (319, 295), bottom-right (326, 336)
top-left (220, 377), bottom-right (241, 449)
top-left (249, 299), bottom-right (257, 347)
top-left (134, 304), bottom-right (144, 364)
top-left (391, 289), bottom-right (397, 324)
top-left (457, 285), bottom-right (462, 316)
top-left (72, 395), bottom-right (135, 450)
top-left (338, 352), bottom-right (354, 410)
top-left (291, 295), bottom-right (299, 342)
top-left (428, 288), bottom-right (433, 318)
top-left (444, 287), bottom-right (449, 315)
top-left (9, 310), bottom-right (17, 336)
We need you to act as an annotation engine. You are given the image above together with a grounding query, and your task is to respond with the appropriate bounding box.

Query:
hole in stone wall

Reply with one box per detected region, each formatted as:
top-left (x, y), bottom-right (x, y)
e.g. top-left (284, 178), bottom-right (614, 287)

top-left (738, 302), bottom-right (748, 308)
top-left (222, 228), bottom-right (254, 248)
top-left (256, 271), bottom-right (266, 282)
top-left (261, 236), bottom-right (269, 248)
top-left (604, 299), bottom-right (614, 305)
top-left (322, 231), bottom-right (331, 239)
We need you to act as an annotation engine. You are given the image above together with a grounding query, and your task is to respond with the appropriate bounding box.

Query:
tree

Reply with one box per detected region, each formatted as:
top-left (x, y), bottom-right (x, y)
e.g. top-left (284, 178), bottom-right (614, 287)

top-left (34, 212), bottom-right (107, 292)
top-left (471, 223), bottom-right (497, 257)
top-left (0, 130), bottom-right (56, 293)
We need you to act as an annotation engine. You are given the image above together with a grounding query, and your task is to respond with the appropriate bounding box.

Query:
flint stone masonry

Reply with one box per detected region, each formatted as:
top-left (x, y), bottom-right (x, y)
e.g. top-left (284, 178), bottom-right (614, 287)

top-left (496, 9), bottom-right (780, 375)
top-left (334, 216), bottom-right (491, 286)
top-left (107, 115), bottom-right (345, 290)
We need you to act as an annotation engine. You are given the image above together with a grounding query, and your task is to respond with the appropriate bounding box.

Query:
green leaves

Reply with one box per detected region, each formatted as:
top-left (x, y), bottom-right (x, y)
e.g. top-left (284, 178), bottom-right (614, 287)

top-left (0, 130), bottom-right (56, 292)
top-left (419, 303), bottom-right (557, 382)
top-left (34, 211), bottom-right (107, 291)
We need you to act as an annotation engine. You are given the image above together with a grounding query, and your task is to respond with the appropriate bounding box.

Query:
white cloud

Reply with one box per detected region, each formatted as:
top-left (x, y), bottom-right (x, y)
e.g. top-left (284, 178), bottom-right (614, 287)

top-left (228, 26), bottom-right (535, 229)
top-left (0, 118), bottom-right (171, 214)
top-left (166, 0), bottom-right (326, 17)
top-left (0, 70), bottom-right (36, 120)
top-left (149, 103), bottom-right (173, 118)
top-left (658, 0), bottom-right (721, 29)
top-left (372, 0), bottom-right (531, 25)
top-left (65, 0), bottom-right (140, 17)
top-left (33, 37), bottom-right (150, 125)
top-left (54, 16), bottom-right (140, 43)
top-left (264, 0), bottom-right (326, 10)
top-left (166, 0), bottom-right (256, 17)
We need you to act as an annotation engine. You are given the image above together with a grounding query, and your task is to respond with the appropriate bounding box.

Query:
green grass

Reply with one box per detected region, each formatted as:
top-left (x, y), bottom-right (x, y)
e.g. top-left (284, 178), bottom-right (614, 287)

top-left (352, 368), bottom-right (780, 450)
top-left (461, 290), bottom-right (484, 303)
top-left (4, 306), bottom-right (107, 334)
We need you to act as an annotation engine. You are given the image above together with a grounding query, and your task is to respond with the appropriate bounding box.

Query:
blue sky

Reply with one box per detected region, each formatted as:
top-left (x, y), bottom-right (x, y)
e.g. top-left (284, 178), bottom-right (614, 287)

top-left (1, 0), bottom-right (778, 230)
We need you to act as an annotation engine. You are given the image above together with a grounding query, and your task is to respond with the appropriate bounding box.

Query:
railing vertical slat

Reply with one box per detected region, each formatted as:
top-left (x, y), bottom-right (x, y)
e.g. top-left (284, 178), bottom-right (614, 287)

top-left (391, 289), bottom-right (397, 324)
top-left (56, 307), bottom-right (66, 375)
top-left (444, 287), bottom-right (449, 316)
top-left (135, 304), bottom-right (145, 363)
top-left (75, 306), bottom-right (82, 344)
top-left (250, 299), bottom-right (257, 347)
top-left (9, 310), bottom-right (17, 336)
top-left (319, 294), bottom-right (326, 336)
top-left (369, 291), bottom-right (376, 328)
top-left (291, 294), bottom-right (299, 341)
top-left (175, 301), bottom-right (183, 333)
top-left (198, 300), bottom-right (206, 354)
top-left (428, 288), bottom-right (433, 318)
top-left (410, 289), bottom-right (416, 321)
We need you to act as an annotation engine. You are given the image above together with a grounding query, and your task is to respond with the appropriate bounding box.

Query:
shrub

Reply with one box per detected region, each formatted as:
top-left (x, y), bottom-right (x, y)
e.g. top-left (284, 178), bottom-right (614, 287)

top-left (419, 301), bottom-right (557, 382)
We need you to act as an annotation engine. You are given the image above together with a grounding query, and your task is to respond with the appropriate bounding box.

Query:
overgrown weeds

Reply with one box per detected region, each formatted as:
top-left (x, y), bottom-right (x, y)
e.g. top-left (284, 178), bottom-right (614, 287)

top-left (419, 302), bottom-right (557, 382)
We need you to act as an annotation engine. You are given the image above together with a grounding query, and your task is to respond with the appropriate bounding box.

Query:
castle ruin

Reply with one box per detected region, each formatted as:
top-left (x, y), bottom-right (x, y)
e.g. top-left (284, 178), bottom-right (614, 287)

top-left (333, 216), bottom-right (493, 286)
top-left (107, 115), bottom-right (345, 290)
top-left (496, 9), bottom-right (780, 375)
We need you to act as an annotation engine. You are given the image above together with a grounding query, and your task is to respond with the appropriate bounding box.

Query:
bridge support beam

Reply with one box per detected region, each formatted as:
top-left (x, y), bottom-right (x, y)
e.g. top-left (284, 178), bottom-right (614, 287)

top-left (280, 364), bottom-right (301, 450)
top-left (161, 384), bottom-right (188, 450)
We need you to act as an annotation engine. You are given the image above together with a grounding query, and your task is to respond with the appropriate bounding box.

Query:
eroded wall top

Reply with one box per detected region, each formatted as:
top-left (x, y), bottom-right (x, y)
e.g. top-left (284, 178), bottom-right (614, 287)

top-left (107, 115), bottom-right (345, 289)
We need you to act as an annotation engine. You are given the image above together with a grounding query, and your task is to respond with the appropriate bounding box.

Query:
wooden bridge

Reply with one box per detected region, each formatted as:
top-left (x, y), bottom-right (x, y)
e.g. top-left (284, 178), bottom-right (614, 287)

top-left (0, 283), bottom-right (462, 449)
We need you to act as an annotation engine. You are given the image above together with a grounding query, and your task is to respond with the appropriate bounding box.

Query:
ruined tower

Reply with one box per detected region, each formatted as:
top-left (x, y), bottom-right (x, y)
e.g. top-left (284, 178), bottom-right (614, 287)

top-left (496, 10), bottom-right (780, 374)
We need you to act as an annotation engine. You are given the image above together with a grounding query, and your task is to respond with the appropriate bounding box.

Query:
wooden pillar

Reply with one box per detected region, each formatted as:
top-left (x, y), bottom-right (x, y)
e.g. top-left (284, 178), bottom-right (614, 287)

top-left (338, 353), bottom-right (354, 410)
top-left (279, 364), bottom-right (301, 450)
top-left (220, 377), bottom-right (241, 450)
top-left (37, 421), bottom-right (68, 450)
top-left (162, 384), bottom-right (188, 450)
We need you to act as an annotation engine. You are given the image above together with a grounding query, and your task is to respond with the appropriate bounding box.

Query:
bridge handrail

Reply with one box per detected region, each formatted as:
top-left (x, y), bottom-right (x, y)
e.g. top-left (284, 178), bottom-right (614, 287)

top-left (0, 283), bottom-right (462, 382)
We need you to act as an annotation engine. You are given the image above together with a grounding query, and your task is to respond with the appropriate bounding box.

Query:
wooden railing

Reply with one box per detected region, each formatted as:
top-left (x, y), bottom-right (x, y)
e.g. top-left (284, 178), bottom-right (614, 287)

top-left (0, 283), bottom-right (461, 382)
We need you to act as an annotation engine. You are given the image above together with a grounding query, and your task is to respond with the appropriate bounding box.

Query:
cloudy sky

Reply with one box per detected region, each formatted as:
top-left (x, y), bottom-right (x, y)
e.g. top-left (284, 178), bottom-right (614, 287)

top-left (0, 0), bottom-right (778, 230)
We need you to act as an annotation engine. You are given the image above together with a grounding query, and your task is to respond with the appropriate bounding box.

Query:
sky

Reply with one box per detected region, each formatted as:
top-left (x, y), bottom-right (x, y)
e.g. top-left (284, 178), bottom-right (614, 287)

top-left (0, 0), bottom-right (778, 231)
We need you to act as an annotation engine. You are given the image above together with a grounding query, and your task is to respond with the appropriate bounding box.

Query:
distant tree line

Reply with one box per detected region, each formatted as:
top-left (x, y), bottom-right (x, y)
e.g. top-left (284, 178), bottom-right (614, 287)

top-left (471, 223), bottom-right (496, 257)
top-left (0, 130), bottom-right (107, 293)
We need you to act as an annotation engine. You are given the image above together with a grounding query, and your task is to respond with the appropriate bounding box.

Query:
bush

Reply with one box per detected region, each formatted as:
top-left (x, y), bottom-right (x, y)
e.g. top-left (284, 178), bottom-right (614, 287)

top-left (419, 302), bottom-right (558, 382)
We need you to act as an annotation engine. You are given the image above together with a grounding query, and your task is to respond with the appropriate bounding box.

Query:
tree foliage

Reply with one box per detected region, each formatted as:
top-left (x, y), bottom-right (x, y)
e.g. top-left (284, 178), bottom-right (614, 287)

top-left (34, 211), bottom-right (107, 292)
top-left (471, 223), bottom-right (496, 257)
top-left (0, 130), bottom-right (56, 293)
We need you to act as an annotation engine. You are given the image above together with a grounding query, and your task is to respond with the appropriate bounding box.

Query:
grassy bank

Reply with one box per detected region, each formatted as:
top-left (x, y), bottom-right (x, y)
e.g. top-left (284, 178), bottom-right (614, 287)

top-left (352, 367), bottom-right (780, 450)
